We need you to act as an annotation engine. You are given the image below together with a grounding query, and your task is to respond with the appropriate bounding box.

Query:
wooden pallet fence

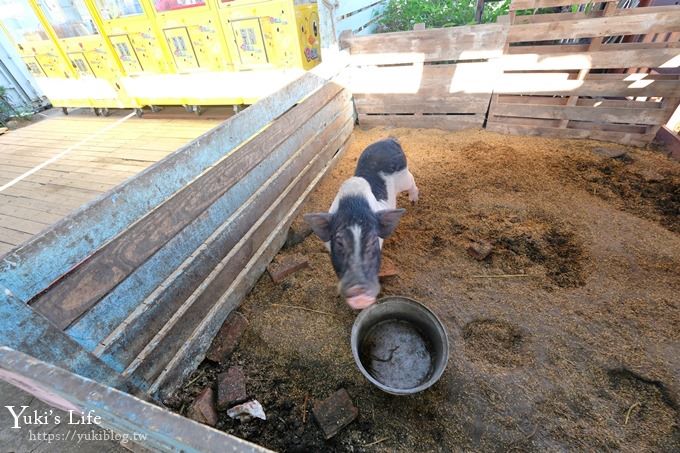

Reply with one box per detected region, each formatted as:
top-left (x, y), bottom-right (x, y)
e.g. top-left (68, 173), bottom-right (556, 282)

top-left (0, 59), bottom-right (352, 399)
top-left (487, 2), bottom-right (680, 146)
top-left (341, 22), bottom-right (509, 130)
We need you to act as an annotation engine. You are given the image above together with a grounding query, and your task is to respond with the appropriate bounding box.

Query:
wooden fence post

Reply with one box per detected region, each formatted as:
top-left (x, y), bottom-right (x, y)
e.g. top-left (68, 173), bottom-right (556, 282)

top-left (558, 1), bottom-right (618, 129)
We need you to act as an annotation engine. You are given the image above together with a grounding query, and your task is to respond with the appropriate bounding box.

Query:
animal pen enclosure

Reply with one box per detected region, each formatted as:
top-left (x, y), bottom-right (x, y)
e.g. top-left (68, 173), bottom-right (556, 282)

top-left (0, 1), bottom-right (679, 450)
top-left (487, 2), bottom-right (680, 146)
top-left (342, 1), bottom-right (680, 146)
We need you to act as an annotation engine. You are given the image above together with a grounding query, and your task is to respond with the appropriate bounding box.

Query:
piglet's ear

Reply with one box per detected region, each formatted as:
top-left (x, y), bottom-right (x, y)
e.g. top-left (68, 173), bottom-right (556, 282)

top-left (303, 213), bottom-right (333, 243)
top-left (376, 208), bottom-right (405, 238)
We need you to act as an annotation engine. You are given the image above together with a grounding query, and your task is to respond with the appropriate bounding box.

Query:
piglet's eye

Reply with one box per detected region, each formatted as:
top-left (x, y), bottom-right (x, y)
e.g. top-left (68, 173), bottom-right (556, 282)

top-left (334, 236), bottom-right (344, 249)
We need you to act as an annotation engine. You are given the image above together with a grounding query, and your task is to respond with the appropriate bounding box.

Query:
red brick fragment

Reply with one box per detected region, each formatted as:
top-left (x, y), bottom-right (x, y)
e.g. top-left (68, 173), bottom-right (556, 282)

top-left (284, 222), bottom-right (313, 248)
top-left (187, 387), bottom-right (218, 427)
top-left (467, 240), bottom-right (493, 261)
top-left (593, 147), bottom-right (627, 158)
top-left (313, 389), bottom-right (358, 439)
top-left (379, 256), bottom-right (398, 279)
top-left (267, 255), bottom-right (309, 283)
top-left (217, 366), bottom-right (247, 410)
top-left (206, 312), bottom-right (248, 363)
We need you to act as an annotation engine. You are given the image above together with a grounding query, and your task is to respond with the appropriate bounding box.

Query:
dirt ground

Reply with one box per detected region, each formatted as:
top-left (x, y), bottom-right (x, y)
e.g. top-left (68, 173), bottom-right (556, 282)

top-left (168, 127), bottom-right (680, 452)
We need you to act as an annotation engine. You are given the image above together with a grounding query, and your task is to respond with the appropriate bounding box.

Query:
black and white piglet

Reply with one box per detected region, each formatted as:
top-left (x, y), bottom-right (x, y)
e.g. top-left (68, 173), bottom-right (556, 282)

top-left (304, 138), bottom-right (418, 310)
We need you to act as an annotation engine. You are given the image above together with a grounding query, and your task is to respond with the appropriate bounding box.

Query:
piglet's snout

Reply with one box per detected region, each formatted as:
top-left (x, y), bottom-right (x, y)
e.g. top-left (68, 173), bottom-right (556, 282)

top-left (345, 285), bottom-right (368, 298)
top-left (342, 282), bottom-right (379, 309)
top-left (346, 294), bottom-right (376, 310)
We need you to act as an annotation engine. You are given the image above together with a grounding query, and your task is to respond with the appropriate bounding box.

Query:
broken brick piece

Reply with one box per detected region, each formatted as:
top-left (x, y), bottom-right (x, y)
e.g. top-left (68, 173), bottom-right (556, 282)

top-left (467, 240), bottom-right (493, 261)
top-left (206, 312), bottom-right (248, 363)
top-left (379, 256), bottom-right (398, 279)
top-left (284, 223), bottom-right (313, 249)
top-left (593, 147), bottom-right (627, 159)
top-left (638, 168), bottom-right (664, 182)
top-left (312, 389), bottom-right (358, 439)
top-left (187, 387), bottom-right (218, 427)
top-left (217, 366), bottom-right (247, 410)
top-left (267, 255), bottom-right (309, 283)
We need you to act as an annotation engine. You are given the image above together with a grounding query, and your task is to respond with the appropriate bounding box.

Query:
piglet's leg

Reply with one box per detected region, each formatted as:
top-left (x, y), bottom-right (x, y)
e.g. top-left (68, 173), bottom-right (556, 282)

top-left (406, 170), bottom-right (419, 204)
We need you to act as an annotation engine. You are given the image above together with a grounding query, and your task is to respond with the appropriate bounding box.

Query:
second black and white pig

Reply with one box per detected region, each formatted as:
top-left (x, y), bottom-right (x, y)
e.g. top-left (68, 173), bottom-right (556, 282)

top-left (304, 138), bottom-right (418, 310)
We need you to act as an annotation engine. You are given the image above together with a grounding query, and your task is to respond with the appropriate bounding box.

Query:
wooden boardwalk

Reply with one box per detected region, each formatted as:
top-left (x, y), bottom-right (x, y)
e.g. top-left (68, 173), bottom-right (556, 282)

top-left (0, 109), bottom-right (229, 256)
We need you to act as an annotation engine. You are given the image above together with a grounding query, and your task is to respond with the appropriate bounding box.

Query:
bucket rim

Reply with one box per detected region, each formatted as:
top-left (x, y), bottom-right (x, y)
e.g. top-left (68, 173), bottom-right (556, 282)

top-left (350, 295), bottom-right (449, 395)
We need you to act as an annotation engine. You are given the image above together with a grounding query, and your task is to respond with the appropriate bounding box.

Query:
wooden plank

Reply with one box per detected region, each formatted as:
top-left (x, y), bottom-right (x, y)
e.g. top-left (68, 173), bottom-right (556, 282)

top-left (0, 242), bottom-right (13, 257)
top-left (490, 102), bottom-right (669, 124)
top-left (0, 347), bottom-right (271, 452)
top-left (0, 63), bottom-right (346, 305)
top-left (29, 83), bottom-right (348, 330)
top-left (358, 113), bottom-right (485, 130)
top-left (577, 98), bottom-right (663, 108)
top-left (23, 174), bottom-right (113, 193)
top-left (0, 194), bottom-right (75, 216)
top-left (568, 120), bottom-right (648, 134)
top-left (0, 291), bottom-right (134, 393)
top-left (69, 98), bottom-right (353, 360)
top-left (0, 157), bottom-right (141, 178)
top-left (0, 154), bottom-right (148, 173)
top-left (558, 1), bottom-right (617, 129)
top-left (486, 114), bottom-right (562, 127)
top-left (149, 126), bottom-right (354, 399)
top-left (508, 10), bottom-right (680, 42)
top-left (350, 62), bottom-right (501, 97)
top-left (510, 0), bottom-right (615, 11)
top-left (486, 121), bottom-right (653, 146)
top-left (0, 227), bottom-right (33, 246)
top-left (0, 163), bottom-right (67, 177)
top-left (1, 188), bottom-right (91, 211)
top-left (584, 73), bottom-right (680, 81)
top-left (512, 5), bottom-right (680, 24)
top-left (496, 95), bottom-right (664, 109)
top-left (500, 48), bottom-right (680, 71)
top-left (127, 114), bottom-right (355, 392)
top-left (3, 180), bottom-right (104, 201)
top-left (0, 203), bottom-right (62, 225)
top-left (0, 215), bottom-right (48, 236)
top-left (508, 40), bottom-right (680, 54)
top-left (351, 62), bottom-right (499, 114)
top-left (354, 93), bottom-right (491, 114)
top-left (513, 11), bottom-right (603, 24)
top-left (344, 23), bottom-right (509, 63)
top-left (494, 73), bottom-right (680, 96)
top-left (23, 169), bottom-right (134, 187)
top-left (96, 106), bottom-right (353, 376)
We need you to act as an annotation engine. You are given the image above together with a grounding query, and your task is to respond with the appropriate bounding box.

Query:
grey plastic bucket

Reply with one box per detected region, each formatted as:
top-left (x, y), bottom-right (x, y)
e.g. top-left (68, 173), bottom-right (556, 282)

top-left (351, 296), bottom-right (449, 395)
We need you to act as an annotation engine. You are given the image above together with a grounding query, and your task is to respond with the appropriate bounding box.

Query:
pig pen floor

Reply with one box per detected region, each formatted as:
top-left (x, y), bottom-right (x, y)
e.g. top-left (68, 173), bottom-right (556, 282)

top-left (168, 127), bottom-right (680, 452)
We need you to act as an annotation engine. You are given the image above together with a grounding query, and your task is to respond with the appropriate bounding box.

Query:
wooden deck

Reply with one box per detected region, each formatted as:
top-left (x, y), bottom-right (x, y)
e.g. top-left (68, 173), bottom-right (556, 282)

top-left (0, 109), bottom-right (229, 257)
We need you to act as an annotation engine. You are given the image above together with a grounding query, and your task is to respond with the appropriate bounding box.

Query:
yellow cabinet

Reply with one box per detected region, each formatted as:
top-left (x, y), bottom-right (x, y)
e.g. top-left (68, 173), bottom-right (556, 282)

top-left (93, 0), bottom-right (172, 75)
top-left (231, 18), bottom-right (267, 65)
top-left (109, 34), bottom-right (143, 73)
top-left (164, 27), bottom-right (198, 71)
top-left (152, 0), bottom-right (232, 72)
